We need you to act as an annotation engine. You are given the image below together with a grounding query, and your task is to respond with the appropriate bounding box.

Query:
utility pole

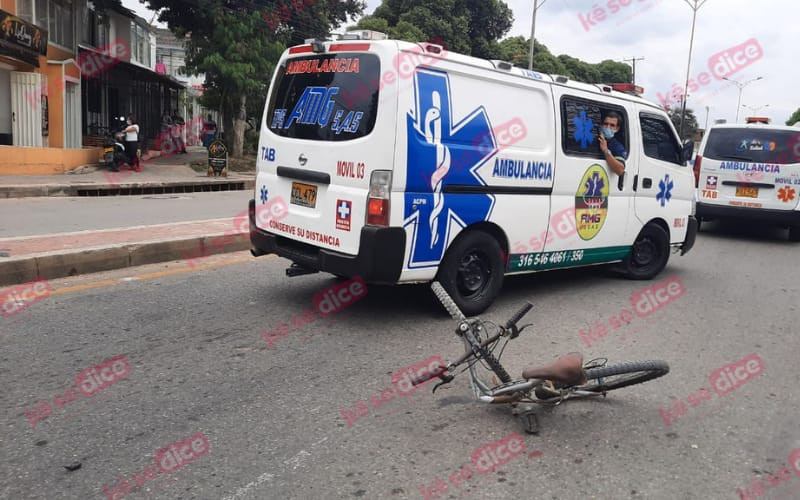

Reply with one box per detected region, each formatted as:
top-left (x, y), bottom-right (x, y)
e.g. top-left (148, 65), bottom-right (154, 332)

top-left (704, 105), bottom-right (711, 130)
top-left (678, 0), bottom-right (708, 141)
top-left (528, 0), bottom-right (547, 70)
top-left (623, 56), bottom-right (645, 84)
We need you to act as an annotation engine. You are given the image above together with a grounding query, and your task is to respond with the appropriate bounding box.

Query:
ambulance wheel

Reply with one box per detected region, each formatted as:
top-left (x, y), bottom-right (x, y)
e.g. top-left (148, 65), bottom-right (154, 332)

top-left (622, 223), bottom-right (670, 280)
top-left (789, 226), bottom-right (800, 242)
top-left (437, 230), bottom-right (505, 317)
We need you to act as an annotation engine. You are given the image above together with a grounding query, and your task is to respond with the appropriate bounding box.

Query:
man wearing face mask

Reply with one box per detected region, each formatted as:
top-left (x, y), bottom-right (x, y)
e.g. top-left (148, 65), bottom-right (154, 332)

top-left (598, 111), bottom-right (626, 176)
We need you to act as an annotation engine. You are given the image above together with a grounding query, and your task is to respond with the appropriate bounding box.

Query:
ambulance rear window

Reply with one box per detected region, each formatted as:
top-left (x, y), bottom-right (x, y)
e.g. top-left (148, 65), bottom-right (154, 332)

top-left (704, 128), bottom-right (799, 165)
top-left (266, 53), bottom-right (379, 141)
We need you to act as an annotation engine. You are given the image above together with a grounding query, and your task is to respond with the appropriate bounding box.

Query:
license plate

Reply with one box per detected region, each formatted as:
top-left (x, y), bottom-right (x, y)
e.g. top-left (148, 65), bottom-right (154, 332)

top-left (735, 186), bottom-right (759, 198)
top-left (291, 182), bottom-right (317, 208)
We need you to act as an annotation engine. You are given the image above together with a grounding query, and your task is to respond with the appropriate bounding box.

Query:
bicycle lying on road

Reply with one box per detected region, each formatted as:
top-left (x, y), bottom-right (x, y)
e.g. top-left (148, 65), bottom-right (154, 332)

top-left (413, 282), bottom-right (670, 434)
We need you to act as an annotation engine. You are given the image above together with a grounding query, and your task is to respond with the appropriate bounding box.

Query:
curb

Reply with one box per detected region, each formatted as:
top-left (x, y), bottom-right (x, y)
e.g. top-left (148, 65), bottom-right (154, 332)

top-left (0, 232), bottom-right (251, 287)
top-left (0, 178), bottom-right (256, 199)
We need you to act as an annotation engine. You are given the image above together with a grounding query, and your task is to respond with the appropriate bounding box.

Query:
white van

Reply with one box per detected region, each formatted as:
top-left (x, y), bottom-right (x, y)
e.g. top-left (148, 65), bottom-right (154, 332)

top-left (694, 123), bottom-right (800, 240)
top-left (248, 35), bottom-right (698, 314)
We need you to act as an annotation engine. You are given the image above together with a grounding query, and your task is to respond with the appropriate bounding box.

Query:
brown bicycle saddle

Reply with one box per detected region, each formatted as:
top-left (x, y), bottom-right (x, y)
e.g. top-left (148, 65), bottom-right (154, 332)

top-left (521, 352), bottom-right (587, 386)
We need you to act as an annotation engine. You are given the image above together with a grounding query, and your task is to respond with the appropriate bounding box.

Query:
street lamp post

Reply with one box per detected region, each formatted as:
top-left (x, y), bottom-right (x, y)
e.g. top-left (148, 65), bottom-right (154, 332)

top-left (678, 0), bottom-right (708, 141)
top-left (741, 103), bottom-right (769, 116)
top-left (704, 105), bottom-right (711, 130)
top-left (723, 76), bottom-right (763, 123)
top-left (528, 0), bottom-right (547, 70)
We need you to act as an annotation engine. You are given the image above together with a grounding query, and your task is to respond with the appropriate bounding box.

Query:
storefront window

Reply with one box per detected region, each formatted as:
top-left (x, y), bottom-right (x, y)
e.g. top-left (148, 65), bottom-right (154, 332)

top-left (16, 0), bottom-right (73, 48)
top-left (130, 22), bottom-right (151, 67)
top-left (16, 0), bottom-right (34, 23)
top-left (60, 1), bottom-right (74, 48)
top-left (35, 0), bottom-right (48, 29)
top-left (47, 2), bottom-right (60, 44)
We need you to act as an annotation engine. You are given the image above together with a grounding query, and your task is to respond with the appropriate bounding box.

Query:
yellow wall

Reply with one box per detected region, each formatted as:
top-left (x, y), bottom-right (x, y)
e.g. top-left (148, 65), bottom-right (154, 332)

top-left (43, 46), bottom-right (76, 148)
top-left (0, 146), bottom-right (103, 175)
top-left (45, 66), bottom-right (63, 147)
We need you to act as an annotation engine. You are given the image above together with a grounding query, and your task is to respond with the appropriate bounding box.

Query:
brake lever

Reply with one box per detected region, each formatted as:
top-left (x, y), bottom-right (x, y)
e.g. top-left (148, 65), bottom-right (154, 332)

top-left (432, 373), bottom-right (455, 393)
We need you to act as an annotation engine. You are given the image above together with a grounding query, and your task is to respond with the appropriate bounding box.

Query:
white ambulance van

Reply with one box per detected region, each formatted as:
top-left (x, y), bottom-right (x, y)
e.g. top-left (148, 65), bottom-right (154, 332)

top-left (249, 34), bottom-right (698, 315)
top-left (694, 123), bottom-right (800, 240)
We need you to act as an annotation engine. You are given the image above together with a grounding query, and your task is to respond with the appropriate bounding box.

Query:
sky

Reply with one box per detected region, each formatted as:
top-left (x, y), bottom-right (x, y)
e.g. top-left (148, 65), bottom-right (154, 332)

top-left (122, 0), bottom-right (798, 127)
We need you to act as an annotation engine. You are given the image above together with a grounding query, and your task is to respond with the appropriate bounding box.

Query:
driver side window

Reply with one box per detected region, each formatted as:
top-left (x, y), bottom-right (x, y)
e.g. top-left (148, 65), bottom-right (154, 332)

top-left (640, 114), bottom-right (683, 166)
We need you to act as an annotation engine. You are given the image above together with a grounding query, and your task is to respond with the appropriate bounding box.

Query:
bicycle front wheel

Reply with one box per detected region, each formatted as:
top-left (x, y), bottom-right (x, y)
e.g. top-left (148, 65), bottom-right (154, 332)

top-left (579, 360), bottom-right (669, 393)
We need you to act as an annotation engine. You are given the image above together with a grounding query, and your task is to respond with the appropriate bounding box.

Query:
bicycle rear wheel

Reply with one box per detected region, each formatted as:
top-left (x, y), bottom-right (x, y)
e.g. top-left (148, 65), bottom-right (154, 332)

top-left (578, 360), bottom-right (669, 392)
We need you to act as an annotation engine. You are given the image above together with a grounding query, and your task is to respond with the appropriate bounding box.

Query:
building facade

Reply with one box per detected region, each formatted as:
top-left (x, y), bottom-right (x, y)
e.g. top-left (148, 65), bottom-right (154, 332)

top-left (0, 0), bottom-right (94, 173)
top-left (155, 27), bottom-right (215, 147)
top-left (0, 0), bottom-right (184, 174)
top-left (79, 5), bottom-right (183, 154)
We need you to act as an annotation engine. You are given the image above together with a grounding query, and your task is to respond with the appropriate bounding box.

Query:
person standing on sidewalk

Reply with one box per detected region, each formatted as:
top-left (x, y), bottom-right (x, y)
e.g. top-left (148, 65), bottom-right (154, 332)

top-left (160, 111), bottom-right (174, 155)
top-left (122, 115), bottom-right (141, 172)
top-left (172, 109), bottom-right (187, 154)
top-left (202, 114), bottom-right (217, 148)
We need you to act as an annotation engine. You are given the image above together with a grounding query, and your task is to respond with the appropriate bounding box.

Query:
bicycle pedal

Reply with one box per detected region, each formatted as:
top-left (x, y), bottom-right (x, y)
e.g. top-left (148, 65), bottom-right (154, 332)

top-left (521, 411), bottom-right (540, 435)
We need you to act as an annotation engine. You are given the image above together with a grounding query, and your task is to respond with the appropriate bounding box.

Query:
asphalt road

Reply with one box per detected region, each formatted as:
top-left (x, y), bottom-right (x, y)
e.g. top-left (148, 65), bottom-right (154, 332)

top-left (0, 191), bottom-right (252, 238)
top-left (1, 220), bottom-right (799, 500)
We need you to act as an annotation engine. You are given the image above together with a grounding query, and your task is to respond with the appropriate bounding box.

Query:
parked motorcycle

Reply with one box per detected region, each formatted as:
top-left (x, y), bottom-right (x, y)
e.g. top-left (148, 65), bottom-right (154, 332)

top-left (101, 128), bottom-right (127, 172)
top-left (101, 117), bottom-right (135, 172)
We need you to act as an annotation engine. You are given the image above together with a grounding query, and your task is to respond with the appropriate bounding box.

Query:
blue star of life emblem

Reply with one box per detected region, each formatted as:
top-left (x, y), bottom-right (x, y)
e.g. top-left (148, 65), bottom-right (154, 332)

top-left (403, 69), bottom-right (497, 268)
top-left (656, 174), bottom-right (673, 207)
top-left (573, 110), bottom-right (594, 149)
top-left (260, 186), bottom-right (269, 204)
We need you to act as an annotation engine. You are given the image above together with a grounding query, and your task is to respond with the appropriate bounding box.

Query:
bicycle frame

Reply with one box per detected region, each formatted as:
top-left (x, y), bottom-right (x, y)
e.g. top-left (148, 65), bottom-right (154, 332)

top-left (450, 325), bottom-right (601, 406)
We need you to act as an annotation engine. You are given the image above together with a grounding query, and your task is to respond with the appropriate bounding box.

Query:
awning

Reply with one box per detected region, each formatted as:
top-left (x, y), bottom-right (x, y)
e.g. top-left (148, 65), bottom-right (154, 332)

top-left (77, 45), bottom-right (185, 89)
top-left (115, 59), bottom-right (186, 89)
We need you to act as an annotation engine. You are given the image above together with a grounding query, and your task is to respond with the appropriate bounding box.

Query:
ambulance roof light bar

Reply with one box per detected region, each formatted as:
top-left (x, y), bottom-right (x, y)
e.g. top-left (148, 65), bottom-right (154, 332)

top-left (609, 83), bottom-right (644, 96)
top-left (308, 39), bottom-right (326, 53)
top-left (338, 30), bottom-right (388, 41)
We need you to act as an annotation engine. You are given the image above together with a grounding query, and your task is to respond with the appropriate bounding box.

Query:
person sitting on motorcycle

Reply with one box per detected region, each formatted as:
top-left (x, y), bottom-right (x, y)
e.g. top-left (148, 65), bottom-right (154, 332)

top-left (122, 114), bottom-right (141, 172)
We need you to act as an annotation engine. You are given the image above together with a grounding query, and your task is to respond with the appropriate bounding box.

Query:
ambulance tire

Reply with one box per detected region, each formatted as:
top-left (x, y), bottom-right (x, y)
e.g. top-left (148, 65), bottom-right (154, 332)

top-left (437, 230), bottom-right (505, 317)
top-left (622, 223), bottom-right (670, 280)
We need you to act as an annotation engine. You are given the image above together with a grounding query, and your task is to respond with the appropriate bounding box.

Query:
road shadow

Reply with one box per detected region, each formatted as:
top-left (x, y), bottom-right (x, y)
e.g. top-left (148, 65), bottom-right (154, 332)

top-left (698, 219), bottom-right (793, 244)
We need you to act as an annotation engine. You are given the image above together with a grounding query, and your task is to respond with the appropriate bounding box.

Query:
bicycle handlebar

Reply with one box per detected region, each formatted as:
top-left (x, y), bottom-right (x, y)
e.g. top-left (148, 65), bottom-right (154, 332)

top-left (411, 364), bottom-right (449, 386)
top-left (504, 302), bottom-right (533, 331)
top-left (431, 282), bottom-right (467, 322)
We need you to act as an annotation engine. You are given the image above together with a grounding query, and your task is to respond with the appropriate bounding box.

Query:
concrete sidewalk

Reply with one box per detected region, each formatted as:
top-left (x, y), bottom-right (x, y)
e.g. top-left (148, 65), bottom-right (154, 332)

top-left (0, 218), bottom-right (251, 287)
top-left (0, 146), bottom-right (255, 198)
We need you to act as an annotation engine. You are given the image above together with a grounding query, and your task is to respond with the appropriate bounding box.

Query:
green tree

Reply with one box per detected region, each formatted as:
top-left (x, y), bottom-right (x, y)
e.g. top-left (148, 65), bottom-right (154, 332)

top-left (557, 54), bottom-right (600, 83)
top-left (786, 108), bottom-right (800, 126)
top-left (595, 60), bottom-right (632, 84)
top-left (667, 106), bottom-right (698, 142)
top-left (496, 36), bottom-right (631, 84)
top-left (497, 35), bottom-right (529, 66)
top-left (143, 0), bottom-right (365, 157)
top-left (357, 0), bottom-right (512, 58)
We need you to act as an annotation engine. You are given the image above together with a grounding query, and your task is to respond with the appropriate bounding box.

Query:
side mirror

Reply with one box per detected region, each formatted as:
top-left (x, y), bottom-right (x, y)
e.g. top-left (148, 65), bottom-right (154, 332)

top-left (682, 140), bottom-right (694, 163)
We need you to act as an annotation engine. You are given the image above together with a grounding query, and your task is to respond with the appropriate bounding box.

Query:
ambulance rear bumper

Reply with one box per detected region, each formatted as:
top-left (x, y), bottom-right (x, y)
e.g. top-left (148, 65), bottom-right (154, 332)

top-left (248, 199), bottom-right (406, 283)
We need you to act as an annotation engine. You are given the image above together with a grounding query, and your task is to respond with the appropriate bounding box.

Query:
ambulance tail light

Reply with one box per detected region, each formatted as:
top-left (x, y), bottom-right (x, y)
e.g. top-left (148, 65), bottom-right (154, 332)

top-left (693, 155), bottom-right (702, 187)
top-left (367, 170), bottom-right (392, 226)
